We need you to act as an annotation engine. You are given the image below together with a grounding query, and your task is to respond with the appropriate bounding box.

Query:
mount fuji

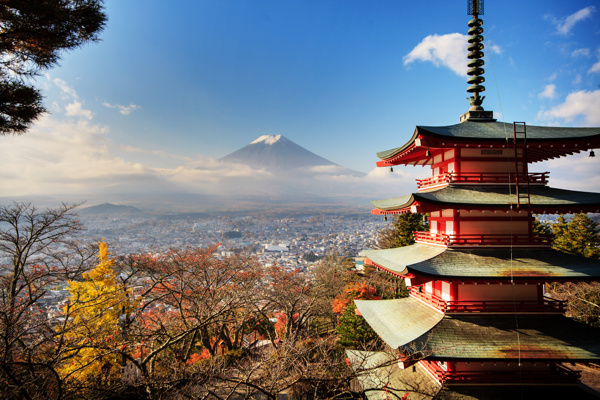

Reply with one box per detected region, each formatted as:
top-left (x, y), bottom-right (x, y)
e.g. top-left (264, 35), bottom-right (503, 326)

top-left (220, 134), bottom-right (364, 176)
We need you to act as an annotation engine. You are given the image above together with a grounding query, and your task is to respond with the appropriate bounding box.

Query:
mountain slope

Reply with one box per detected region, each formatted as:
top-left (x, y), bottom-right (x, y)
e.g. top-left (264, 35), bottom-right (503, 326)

top-left (219, 134), bottom-right (341, 171)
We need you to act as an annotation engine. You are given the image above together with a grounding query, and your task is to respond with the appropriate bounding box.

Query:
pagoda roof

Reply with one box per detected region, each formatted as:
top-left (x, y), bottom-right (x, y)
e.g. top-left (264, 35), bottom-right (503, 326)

top-left (371, 185), bottom-right (600, 214)
top-left (417, 315), bottom-right (600, 362)
top-left (346, 350), bottom-right (440, 400)
top-left (354, 297), bottom-right (444, 349)
top-left (377, 121), bottom-right (600, 165)
top-left (363, 245), bottom-right (600, 281)
top-left (356, 297), bottom-right (600, 361)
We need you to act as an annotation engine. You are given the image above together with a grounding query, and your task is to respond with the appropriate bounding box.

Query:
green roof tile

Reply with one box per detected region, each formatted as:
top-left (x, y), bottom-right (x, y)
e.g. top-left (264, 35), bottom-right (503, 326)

top-left (377, 121), bottom-right (600, 160)
top-left (372, 185), bottom-right (600, 212)
top-left (365, 245), bottom-right (600, 280)
top-left (355, 297), bottom-right (444, 349)
top-left (416, 316), bottom-right (600, 361)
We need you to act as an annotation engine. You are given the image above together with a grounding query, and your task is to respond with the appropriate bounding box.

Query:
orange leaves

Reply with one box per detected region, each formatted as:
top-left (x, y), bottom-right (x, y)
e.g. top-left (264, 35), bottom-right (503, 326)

top-left (332, 282), bottom-right (379, 314)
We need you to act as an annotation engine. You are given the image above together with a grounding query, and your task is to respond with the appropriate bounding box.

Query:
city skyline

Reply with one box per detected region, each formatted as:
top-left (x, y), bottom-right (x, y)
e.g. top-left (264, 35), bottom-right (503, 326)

top-left (1, 0), bottom-right (599, 208)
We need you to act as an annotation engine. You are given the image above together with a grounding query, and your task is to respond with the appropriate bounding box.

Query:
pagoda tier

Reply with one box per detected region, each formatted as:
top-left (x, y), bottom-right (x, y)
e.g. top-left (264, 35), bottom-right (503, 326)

top-left (355, 298), bottom-right (600, 386)
top-left (371, 185), bottom-right (600, 215)
top-left (376, 121), bottom-right (600, 167)
top-left (364, 245), bottom-right (600, 282)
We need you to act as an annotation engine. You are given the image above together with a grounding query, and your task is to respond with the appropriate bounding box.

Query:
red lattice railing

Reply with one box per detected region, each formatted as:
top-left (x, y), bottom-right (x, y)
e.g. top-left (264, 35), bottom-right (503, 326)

top-left (413, 231), bottom-right (553, 247)
top-left (416, 172), bottom-right (549, 189)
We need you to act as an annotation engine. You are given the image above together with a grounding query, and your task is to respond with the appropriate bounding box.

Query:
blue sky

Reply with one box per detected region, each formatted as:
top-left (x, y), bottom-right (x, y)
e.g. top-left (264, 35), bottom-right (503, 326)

top-left (2, 0), bottom-right (600, 208)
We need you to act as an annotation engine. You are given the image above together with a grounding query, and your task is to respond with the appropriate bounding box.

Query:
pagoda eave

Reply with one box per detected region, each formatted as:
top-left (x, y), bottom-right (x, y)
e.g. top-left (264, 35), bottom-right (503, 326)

top-left (376, 122), bottom-right (600, 166)
top-left (371, 185), bottom-right (600, 215)
top-left (364, 245), bottom-right (600, 282)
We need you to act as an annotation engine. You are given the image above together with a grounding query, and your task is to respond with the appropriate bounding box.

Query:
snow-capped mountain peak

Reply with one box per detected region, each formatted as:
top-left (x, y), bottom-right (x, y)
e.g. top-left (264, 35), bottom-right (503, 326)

top-left (250, 134), bottom-right (282, 145)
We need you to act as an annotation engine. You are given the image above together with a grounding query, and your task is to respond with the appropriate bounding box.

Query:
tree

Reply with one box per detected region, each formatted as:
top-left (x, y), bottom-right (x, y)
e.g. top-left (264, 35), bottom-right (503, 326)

top-left (551, 213), bottom-right (600, 259)
top-left (543, 214), bottom-right (600, 326)
top-left (376, 213), bottom-right (428, 249)
top-left (0, 202), bottom-right (94, 400)
top-left (0, 0), bottom-right (106, 134)
top-left (58, 241), bottom-right (133, 384)
top-left (532, 215), bottom-right (553, 235)
top-left (333, 282), bottom-right (381, 349)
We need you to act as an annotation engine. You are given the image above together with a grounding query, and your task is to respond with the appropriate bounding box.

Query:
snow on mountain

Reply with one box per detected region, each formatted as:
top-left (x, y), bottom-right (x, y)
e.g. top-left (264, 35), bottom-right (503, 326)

top-left (250, 134), bottom-right (282, 145)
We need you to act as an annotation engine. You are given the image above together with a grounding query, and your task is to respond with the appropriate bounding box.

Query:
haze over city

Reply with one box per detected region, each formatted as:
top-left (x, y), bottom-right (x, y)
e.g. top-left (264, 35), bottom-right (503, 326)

top-left (1, 0), bottom-right (599, 210)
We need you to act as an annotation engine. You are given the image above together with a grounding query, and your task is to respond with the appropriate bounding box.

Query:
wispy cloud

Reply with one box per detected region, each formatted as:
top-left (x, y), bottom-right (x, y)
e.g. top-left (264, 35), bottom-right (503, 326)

top-left (103, 102), bottom-right (140, 115)
top-left (571, 48), bottom-right (590, 57)
top-left (547, 6), bottom-right (596, 35)
top-left (538, 84), bottom-right (557, 100)
top-left (53, 78), bottom-right (78, 99)
top-left (589, 49), bottom-right (600, 74)
top-left (538, 89), bottom-right (600, 125)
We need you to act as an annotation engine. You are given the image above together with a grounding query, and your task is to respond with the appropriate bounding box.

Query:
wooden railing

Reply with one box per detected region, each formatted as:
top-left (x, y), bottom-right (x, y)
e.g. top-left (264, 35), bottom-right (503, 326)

top-left (413, 231), bottom-right (553, 247)
top-left (421, 360), bottom-right (580, 385)
top-left (416, 172), bottom-right (549, 190)
top-left (408, 287), bottom-right (447, 312)
top-left (446, 297), bottom-right (565, 313)
top-left (409, 287), bottom-right (564, 314)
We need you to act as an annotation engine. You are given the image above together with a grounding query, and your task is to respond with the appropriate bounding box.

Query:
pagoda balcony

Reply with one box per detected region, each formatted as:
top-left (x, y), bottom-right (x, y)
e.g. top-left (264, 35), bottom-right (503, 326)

top-left (413, 231), bottom-right (554, 248)
top-left (422, 362), bottom-right (580, 385)
top-left (416, 172), bottom-right (549, 190)
top-left (409, 287), bottom-right (565, 314)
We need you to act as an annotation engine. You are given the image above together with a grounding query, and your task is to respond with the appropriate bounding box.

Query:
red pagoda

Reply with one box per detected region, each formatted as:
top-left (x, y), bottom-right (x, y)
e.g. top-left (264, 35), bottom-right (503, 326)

top-left (352, 1), bottom-right (600, 398)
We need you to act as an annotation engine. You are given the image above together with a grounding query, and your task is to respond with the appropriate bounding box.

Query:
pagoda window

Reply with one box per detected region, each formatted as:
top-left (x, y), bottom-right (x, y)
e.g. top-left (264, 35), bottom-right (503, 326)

top-left (424, 281), bottom-right (432, 294)
top-left (441, 281), bottom-right (451, 301)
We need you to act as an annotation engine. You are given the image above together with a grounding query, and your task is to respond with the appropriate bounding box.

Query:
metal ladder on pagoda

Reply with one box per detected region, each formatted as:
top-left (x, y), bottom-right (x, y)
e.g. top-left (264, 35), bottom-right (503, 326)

top-left (512, 122), bottom-right (530, 208)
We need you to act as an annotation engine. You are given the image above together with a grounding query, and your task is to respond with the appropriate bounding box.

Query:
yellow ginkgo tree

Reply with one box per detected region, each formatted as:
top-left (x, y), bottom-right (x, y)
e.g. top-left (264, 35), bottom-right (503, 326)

top-left (59, 240), bottom-right (135, 382)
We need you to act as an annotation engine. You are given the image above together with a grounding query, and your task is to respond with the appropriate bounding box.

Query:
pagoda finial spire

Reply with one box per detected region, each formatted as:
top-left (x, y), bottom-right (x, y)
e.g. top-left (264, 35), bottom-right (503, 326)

top-left (460, 0), bottom-right (494, 122)
top-left (467, 0), bottom-right (485, 111)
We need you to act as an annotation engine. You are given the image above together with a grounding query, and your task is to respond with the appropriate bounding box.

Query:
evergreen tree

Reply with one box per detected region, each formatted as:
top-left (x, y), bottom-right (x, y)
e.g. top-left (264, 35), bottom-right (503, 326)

top-left (336, 303), bottom-right (380, 348)
top-left (552, 214), bottom-right (600, 259)
top-left (376, 213), bottom-right (429, 249)
top-left (546, 214), bottom-right (600, 327)
top-left (532, 216), bottom-right (553, 235)
top-left (0, 1), bottom-right (106, 134)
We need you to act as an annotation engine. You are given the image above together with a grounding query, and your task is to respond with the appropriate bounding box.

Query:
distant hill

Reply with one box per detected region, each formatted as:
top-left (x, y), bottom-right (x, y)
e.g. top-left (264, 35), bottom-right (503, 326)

top-left (80, 203), bottom-right (142, 216)
top-left (220, 134), bottom-right (363, 176)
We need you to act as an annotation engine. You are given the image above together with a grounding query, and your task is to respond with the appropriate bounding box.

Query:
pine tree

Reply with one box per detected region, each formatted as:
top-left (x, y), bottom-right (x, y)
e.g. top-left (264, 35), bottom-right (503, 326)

top-left (336, 304), bottom-right (380, 348)
top-left (0, 1), bottom-right (106, 134)
top-left (547, 214), bottom-right (600, 326)
top-left (376, 213), bottom-right (429, 249)
top-left (552, 214), bottom-right (600, 259)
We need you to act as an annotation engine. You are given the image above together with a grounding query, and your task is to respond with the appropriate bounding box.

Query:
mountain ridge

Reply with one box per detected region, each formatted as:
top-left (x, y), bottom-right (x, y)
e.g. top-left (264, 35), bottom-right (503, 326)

top-left (219, 134), bottom-right (363, 175)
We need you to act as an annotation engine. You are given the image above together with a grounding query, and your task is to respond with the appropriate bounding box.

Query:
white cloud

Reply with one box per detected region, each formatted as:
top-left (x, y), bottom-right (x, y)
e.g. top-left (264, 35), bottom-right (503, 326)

top-left (571, 48), bottom-right (590, 57)
top-left (65, 101), bottom-right (94, 120)
top-left (590, 50), bottom-right (600, 73)
top-left (541, 153), bottom-right (600, 192)
top-left (404, 33), bottom-right (468, 76)
top-left (538, 84), bottom-right (557, 100)
top-left (487, 42), bottom-right (502, 55)
top-left (572, 74), bottom-right (582, 85)
top-left (103, 102), bottom-right (140, 115)
top-left (538, 89), bottom-right (600, 125)
top-left (549, 6), bottom-right (596, 35)
top-left (53, 78), bottom-right (78, 99)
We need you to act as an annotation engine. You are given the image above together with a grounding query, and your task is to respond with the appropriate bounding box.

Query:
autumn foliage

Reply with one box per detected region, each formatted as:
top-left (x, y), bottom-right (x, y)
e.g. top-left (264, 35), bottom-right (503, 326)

top-left (332, 282), bottom-right (380, 314)
top-left (59, 241), bottom-right (134, 382)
